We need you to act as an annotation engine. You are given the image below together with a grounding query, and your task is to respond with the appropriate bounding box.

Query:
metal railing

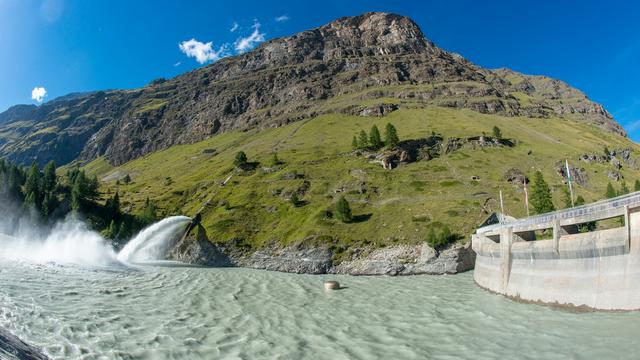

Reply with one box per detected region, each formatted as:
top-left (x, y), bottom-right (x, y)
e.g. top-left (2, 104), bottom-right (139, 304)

top-left (477, 191), bottom-right (640, 235)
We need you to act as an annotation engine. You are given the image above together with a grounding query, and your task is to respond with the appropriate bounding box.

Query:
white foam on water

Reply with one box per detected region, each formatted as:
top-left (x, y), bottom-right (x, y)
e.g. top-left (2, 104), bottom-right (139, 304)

top-left (0, 215), bottom-right (118, 267)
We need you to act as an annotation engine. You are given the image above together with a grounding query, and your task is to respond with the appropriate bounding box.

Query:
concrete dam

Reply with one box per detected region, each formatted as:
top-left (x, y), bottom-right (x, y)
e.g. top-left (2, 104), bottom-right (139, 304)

top-left (472, 192), bottom-right (640, 310)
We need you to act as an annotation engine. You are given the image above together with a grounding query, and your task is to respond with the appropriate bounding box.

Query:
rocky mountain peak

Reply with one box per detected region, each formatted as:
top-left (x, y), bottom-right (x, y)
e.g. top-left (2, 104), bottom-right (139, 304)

top-left (227, 12), bottom-right (435, 72)
top-left (0, 12), bottom-right (628, 167)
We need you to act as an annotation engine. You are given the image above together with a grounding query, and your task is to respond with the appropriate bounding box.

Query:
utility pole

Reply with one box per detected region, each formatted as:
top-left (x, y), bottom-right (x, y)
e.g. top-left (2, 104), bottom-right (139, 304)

top-left (565, 159), bottom-right (575, 207)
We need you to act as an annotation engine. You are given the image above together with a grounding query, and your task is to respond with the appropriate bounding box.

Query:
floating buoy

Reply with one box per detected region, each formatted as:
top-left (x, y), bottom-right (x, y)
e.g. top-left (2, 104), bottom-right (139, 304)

top-left (324, 280), bottom-right (341, 291)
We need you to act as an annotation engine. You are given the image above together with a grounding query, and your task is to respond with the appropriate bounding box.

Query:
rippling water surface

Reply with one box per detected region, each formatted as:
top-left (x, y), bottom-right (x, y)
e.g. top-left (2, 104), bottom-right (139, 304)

top-left (1, 261), bottom-right (640, 359)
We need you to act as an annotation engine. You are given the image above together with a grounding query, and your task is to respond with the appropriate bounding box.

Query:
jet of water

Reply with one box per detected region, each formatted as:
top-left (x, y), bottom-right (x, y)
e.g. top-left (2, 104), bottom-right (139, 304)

top-left (117, 216), bottom-right (191, 263)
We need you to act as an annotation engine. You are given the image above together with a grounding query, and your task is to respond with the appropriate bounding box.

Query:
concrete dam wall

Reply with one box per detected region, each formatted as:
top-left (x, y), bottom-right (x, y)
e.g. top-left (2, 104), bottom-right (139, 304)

top-left (472, 192), bottom-right (640, 310)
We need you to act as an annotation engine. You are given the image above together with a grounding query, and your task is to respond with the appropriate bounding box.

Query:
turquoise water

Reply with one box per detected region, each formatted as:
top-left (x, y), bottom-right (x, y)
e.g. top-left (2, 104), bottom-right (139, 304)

top-left (1, 261), bottom-right (640, 359)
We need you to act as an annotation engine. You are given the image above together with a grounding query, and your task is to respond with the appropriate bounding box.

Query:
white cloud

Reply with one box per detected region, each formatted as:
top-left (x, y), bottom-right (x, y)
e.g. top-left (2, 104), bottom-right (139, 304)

top-left (178, 39), bottom-right (228, 64)
top-left (230, 22), bottom-right (239, 32)
top-left (31, 87), bottom-right (47, 103)
top-left (234, 22), bottom-right (265, 53)
top-left (173, 61), bottom-right (181, 67)
top-left (275, 15), bottom-right (289, 22)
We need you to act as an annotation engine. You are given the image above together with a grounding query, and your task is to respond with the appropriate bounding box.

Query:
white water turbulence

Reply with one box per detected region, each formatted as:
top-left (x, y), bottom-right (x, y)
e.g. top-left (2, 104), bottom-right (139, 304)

top-left (117, 216), bottom-right (191, 263)
top-left (0, 215), bottom-right (118, 267)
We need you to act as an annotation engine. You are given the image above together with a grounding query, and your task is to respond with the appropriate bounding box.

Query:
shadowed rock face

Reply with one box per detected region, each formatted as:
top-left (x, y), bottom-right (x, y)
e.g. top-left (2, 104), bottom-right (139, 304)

top-left (0, 327), bottom-right (49, 360)
top-left (0, 12), bottom-right (626, 167)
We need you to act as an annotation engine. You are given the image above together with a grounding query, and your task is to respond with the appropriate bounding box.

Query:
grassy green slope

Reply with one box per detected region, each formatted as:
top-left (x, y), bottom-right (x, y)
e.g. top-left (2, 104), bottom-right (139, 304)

top-left (83, 107), bottom-right (640, 254)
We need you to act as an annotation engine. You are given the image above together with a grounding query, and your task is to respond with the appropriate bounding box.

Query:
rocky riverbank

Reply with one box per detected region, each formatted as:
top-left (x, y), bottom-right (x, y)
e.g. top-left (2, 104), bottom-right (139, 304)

top-left (167, 222), bottom-right (475, 275)
top-left (0, 327), bottom-right (49, 360)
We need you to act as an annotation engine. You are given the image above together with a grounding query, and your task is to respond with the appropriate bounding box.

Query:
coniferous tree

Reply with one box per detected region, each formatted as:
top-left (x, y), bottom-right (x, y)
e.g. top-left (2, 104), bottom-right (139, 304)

top-left (369, 125), bottom-right (383, 150)
top-left (290, 192), bottom-right (300, 207)
top-left (123, 174), bottom-right (132, 185)
top-left (106, 192), bottom-right (121, 220)
top-left (384, 123), bottom-right (399, 148)
top-left (24, 163), bottom-right (42, 208)
top-left (620, 181), bottom-right (630, 196)
top-left (351, 136), bottom-right (359, 150)
top-left (335, 196), bottom-right (352, 223)
top-left (270, 152), bottom-right (282, 166)
top-left (105, 220), bottom-right (118, 239)
top-left (635, 179), bottom-right (640, 192)
top-left (140, 198), bottom-right (158, 225)
top-left (606, 182), bottom-right (617, 199)
top-left (42, 192), bottom-right (57, 218)
top-left (530, 171), bottom-right (555, 214)
top-left (562, 187), bottom-right (573, 209)
top-left (492, 126), bottom-right (503, 140)
top-left (42, 161), bottom-right (56, 194)
top-left (358, 130), bottom-right (368, 149)
top-left (234, 151), bottom-right (248, 167)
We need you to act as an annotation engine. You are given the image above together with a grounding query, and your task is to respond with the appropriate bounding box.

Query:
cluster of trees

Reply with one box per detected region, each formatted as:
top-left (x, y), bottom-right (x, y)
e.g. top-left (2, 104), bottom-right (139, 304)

top-left (351, 123), bottom-right (400, 151)
top-left (0, 159), bottom-right (100, 219)
top-left (0, 157), bottom-right (160, 243)
top-left (605, 180), bottom-right (640, 199)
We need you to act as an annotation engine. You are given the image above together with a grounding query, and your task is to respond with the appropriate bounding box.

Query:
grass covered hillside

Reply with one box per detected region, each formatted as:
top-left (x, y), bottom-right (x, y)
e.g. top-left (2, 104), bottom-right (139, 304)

top-left (81, 106), bottom-right (640, 258)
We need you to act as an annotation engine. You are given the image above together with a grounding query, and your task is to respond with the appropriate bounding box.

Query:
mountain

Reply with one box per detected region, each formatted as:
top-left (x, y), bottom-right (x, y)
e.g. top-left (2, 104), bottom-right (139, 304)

top-left (1, 12), bottom-right (638, 274)
top-left (0, 12), bottom-right (625, 167)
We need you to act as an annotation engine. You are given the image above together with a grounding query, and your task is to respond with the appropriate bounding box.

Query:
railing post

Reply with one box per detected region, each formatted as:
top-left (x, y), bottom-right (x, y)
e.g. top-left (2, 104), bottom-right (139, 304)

top-left (625, 205), bottom-right (631, 254)
top-left (500, 227), bottom-right (513, 291)
top-left (553, 219), bottom-right (561, 255)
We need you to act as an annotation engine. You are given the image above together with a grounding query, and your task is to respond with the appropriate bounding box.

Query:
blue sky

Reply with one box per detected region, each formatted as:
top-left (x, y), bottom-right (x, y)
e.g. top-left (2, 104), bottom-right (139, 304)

top-left (1, 0), bottom-right (639, 139)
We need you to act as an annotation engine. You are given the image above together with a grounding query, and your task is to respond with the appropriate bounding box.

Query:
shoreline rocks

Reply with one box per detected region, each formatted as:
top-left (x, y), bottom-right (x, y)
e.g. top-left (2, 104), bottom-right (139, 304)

top-left (0, 327), bottom-right (49, 360)
top-left (167, 227), bottom-right (476, 275)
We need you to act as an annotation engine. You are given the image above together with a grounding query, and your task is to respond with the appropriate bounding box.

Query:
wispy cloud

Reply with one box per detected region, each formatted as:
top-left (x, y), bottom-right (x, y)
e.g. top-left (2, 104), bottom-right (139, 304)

top-left (275, 15), bottom-right (290, 22)
top-left (173, 61), bottom-right (181, 67)
top-left (178, 39), bottom-right (228, 64)
top-left (31, 87), bottom-right (47, 103)
top-left (234, 22), bottom-right (265, 53)
top-left (230, 22), bottom-right (239, 32)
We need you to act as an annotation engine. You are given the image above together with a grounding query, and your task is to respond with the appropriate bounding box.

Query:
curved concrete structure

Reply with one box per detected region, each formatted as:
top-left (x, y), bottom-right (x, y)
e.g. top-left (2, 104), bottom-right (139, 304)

top-left (472, 192), bottom-right (640, 310)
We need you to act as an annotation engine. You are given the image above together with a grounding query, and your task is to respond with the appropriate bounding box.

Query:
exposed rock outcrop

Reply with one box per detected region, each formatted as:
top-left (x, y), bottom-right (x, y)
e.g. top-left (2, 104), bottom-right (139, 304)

top-left (238, 243), bottom-right (333, 274)
top-left (167, 224), bottom-right (475, 275)
top-left (167, 223), bottom-right (234, 267)
top-left (0, 12), bottom-right (626, 167)
top-left (555, 161), bottom-right (588, 186)
top-left (333, 242), bottom-right (475, 275)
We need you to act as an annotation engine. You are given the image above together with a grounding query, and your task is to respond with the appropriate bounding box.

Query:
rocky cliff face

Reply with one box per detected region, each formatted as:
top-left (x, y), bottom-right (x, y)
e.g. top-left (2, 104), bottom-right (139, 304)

top-left (0, 12), bottom-right (625, 166)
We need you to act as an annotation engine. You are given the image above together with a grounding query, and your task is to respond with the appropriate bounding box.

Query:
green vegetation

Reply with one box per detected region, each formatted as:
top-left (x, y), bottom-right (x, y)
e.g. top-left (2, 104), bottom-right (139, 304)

top-left (357, 130), bottom-right (368, 149)
top-left (492, 126), bottom-right (503, 140)
top-left (635, 179), bottom-right (640, 192)
top-left (426, 225), bottom-right (457, 249)
top-left (562, 187), bottom-right (573, 209)
top-left (335, 196), bottom-right (352, 223)
top-left (270, 152), bottom-right (282, 166)
top-left (620, 181), bottom-right (630, 196)
top-left (384, 123), bottom-right (400, 148)
top-left (530, 171), bottom-right (555, 214)
top-left (606, 182), bottom-right (617, 198)
top-left (77, 107), bottom-right (640, 253)
top-left (234, 151), bottom-right (248, 168)
top-left (369, 125), bottom-right (383, 150)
